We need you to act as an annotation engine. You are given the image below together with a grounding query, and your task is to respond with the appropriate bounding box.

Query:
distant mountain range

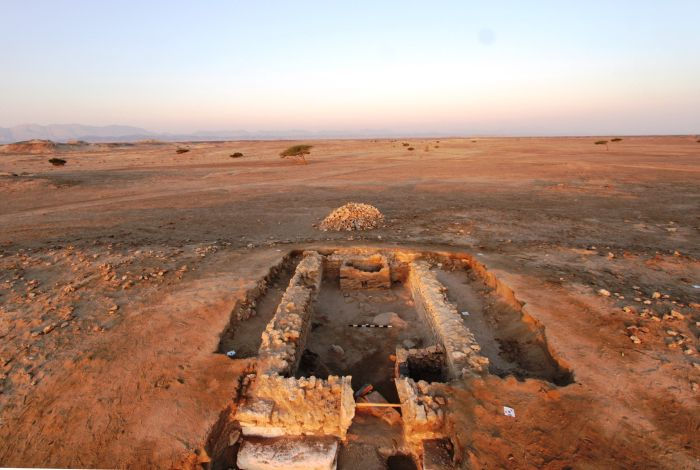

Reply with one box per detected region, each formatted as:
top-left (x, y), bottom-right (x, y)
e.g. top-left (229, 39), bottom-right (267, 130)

top-left (0, 124), bottom-right (428, 143)
top-left (0, 124), bottom-right (157, 143)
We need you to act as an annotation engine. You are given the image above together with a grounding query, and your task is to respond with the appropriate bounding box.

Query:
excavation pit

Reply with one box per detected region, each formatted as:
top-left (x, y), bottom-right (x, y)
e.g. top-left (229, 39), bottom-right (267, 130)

top-left (387, 453), bottom-right (420, 470)
top-left (396, 347), bottom-right (447, 384)
top-left (211, 246), bottom-right (573, 468)
top-left (297, 281), bottom-right (431, 403)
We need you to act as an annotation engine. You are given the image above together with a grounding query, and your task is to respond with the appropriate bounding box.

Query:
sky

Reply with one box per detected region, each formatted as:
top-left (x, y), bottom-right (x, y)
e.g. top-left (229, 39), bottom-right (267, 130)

top-left (2, 0), bottom-right (699, 136)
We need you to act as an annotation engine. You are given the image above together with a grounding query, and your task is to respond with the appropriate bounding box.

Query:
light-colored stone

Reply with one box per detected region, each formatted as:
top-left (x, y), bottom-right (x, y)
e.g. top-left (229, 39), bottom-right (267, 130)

top-left (237, 437), bottom-right (339, 470)
top-left (373, 312), bottom-right (407, 329)
top-left (235, 374), bottom-right (355, 440)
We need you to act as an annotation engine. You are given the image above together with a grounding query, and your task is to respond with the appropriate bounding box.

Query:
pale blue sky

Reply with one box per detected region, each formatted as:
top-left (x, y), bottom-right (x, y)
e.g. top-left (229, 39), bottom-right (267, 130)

top-left (2, 0), bottom-right (699, 135)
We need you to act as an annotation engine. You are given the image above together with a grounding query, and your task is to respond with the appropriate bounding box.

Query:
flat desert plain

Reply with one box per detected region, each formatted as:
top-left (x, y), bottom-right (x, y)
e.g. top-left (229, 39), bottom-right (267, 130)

top-left (0, 136), bottom-right (699, 469)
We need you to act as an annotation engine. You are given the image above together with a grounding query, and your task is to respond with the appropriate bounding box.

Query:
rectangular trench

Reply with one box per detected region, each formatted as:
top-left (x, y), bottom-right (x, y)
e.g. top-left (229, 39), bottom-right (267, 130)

top-left (209, 247), bottom-right (574, 470)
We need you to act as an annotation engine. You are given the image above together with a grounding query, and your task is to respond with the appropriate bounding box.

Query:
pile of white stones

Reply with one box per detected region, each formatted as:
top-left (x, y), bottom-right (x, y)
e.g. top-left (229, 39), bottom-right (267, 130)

top-left (319, 203), bottom-right (384, 231)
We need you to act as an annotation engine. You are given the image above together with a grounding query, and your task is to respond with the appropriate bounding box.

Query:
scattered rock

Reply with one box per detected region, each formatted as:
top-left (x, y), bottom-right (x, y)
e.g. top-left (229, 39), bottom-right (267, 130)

top-left (329, 345), bottom-right (345, 356)
top-left (670, 310), bottom-right (684, 320)
top-left (598, 289), bottom-right (611, 297)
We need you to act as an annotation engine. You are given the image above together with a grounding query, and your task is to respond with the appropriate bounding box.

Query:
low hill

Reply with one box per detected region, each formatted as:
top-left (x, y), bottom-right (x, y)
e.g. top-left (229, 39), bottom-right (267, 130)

top-left (0, 139), bottom-right (58, 154)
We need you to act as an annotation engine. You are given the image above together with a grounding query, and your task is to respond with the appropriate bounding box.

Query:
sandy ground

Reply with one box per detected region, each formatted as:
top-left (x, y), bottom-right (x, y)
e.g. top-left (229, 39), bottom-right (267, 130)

top-left (0, 137), bottom-right (698, 468)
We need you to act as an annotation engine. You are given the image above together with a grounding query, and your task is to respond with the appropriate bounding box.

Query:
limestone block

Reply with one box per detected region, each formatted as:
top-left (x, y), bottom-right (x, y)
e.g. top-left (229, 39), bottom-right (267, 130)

top-left (237, 437), bottom-right (339, 470)
top-left (235, 374), bottom-right (355, 439)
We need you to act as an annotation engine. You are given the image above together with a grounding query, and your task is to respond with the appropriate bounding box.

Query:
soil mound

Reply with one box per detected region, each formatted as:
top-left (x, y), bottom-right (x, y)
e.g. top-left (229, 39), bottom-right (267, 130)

top-left (319, 203), bottom-right (384, 231)
top-left (0, 139), bottom-right (57, 154)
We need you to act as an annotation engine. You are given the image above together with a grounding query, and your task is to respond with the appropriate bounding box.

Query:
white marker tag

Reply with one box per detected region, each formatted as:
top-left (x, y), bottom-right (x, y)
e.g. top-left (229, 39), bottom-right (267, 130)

top-left (461, 311), bottom-right (470, 316)
top-left (503, 406), bottom-right (516, 417)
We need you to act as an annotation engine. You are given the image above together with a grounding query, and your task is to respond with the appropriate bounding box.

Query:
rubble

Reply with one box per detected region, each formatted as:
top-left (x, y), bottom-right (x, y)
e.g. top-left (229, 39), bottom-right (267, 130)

top-left (319, 203), bottom-right (384, 231)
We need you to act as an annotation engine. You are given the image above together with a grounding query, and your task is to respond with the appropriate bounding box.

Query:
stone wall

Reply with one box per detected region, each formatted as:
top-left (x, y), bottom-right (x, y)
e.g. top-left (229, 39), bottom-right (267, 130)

top-left (395, 377), bottom-right (448, 446)
top-left (339, 254), bottom-right (391, 290)
top-left (258, 251), bottom-right (323, 376)
top-left (408, 261), bottom-right (489, 379)
top-left (321, 247), bottom-right (416, 283)
top-left (236, 374), bottom-right (355, 440)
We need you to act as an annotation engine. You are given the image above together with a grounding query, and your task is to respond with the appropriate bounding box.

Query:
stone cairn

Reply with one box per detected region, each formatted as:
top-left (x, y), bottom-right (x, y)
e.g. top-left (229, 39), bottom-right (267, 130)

top-left (319, 203), bottom-right (384, 231)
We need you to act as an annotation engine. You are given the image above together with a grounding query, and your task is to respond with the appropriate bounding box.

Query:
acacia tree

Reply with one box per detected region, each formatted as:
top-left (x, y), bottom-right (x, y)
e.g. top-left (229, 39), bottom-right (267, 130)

top-left (595, 140), bottom-right (609, 150)
top-left (280, 144), bottom-right (312, 164)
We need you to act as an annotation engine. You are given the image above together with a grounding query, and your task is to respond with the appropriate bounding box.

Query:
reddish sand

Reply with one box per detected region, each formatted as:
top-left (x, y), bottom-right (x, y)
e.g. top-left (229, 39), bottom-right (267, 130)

top-left (0, 137), bottom-right (698, 468)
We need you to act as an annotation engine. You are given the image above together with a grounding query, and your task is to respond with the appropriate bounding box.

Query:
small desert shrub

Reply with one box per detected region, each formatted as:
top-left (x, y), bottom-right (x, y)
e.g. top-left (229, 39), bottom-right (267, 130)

top-left (435, 145), bottom-right (439, 148)
top-left (402, 142), bottom-right (410, 147)
top-left (472, 140), bottom-right (477, 143)
top-left (407, 147), bottom-right (415, 151)
top-left (280, 144), bottom-right (312, 164)
top-left (611, 138), bottom-right (623, 142)
top-left (176, 148), bottom-right (190, 154)
top-left (48, 158), bottom-right (66, 166)
top-left (424, 145), bottom-right (430, 151)
top-left (594, 140), bottom-right (608, 145)
top-left (230, 152), bottom-right (244, 158)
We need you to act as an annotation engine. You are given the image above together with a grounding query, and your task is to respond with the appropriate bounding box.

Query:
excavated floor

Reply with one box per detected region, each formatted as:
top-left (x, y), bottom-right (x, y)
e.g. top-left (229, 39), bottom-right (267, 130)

top-left (297, 283), bottom-right (432, 402)
top-left (436, 268), bottom-right (573, 385)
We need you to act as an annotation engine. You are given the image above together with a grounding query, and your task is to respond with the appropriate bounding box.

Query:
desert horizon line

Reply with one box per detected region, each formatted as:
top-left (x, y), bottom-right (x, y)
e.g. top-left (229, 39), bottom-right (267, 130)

top-left (1, 122), bottom-right (697, 144)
